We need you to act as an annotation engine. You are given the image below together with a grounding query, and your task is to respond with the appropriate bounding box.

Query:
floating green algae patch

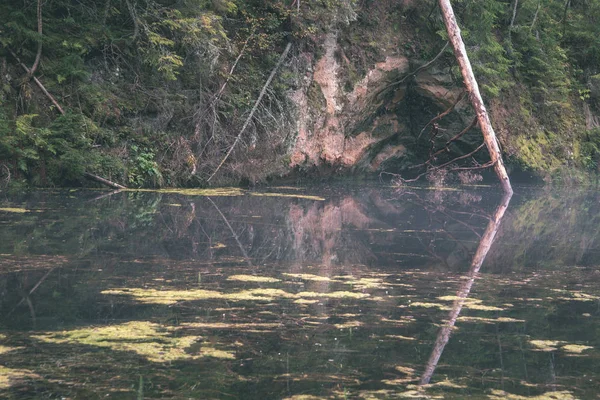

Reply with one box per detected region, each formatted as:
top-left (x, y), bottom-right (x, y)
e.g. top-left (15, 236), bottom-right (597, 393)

top-left (102, 286), bottom-right (370, 305)
top-left (0, 366), bottom-right (37, 389)
top-left (457, 316), bottom-right (525, 324)
top-left (32, 321), bottom-right (234, 362)
top-left (529, 340), bottom-right (563, 352)
top-left (0, 345), bottom-right (22, 355)
top-left (127, 187), bottom-right (245, 196)
top-left (409, 302), bottom-right (451, 310)
top-left (102, 287), bottom-right (295, 304)
top-left (227, 274), bottom-right (281, 283)
top-left (436, 296), bottom-right (507, 311)
top-left (562, 344), bottom-right (593, 354)
top-left (487, 389), bottom-right (575, 399)
top-left (0, 207), bottom-right (29, 213)
top-left (283, 273), bottom-right (332, 282)
top-left (344, 277), bottom-right (388, 290)
top-left (249, 192), bottom-right (326, 201)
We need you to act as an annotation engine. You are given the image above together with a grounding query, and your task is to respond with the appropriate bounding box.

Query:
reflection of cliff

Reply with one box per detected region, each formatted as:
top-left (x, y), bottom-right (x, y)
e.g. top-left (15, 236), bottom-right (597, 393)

top-left (287, 197), bottom-right (377, 268)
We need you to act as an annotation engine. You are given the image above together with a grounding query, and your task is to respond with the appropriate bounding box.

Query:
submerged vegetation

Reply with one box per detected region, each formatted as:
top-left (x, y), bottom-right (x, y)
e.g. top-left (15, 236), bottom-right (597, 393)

top-left (0, 0), bottom-right (599, 187)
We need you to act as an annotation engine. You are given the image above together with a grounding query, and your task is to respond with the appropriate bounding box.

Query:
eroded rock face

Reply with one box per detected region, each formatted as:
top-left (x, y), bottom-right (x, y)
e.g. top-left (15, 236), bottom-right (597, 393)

top-left (289, 31), bottom-right (465, 173)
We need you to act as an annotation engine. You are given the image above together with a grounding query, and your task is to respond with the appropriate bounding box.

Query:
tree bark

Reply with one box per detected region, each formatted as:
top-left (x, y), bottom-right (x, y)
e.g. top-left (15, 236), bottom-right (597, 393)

top-left (437, 0), bottom-right (513, 194)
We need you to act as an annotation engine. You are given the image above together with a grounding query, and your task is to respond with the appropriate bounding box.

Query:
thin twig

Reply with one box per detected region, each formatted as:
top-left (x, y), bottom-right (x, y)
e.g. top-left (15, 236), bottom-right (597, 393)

top-left (390, 42), bottom-right (449, 89)
top-left (412, 117), bottom-right (478, 169)
top-left (418, 91), bottom-right (465, 139)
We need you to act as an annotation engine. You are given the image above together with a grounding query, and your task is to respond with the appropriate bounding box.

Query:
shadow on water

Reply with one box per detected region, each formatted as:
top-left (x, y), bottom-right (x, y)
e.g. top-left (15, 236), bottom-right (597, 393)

top-left (0, 184), bottom-right (599, 399)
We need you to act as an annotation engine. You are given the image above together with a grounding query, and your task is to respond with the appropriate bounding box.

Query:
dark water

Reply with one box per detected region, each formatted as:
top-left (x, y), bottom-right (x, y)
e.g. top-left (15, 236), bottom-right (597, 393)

top-left (0, 184), bottom-right (599, 399)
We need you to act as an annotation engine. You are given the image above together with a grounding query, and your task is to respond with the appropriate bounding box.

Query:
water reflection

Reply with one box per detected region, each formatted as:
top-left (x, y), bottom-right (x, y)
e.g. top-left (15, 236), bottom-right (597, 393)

top-left (0, 185), bottom-right (599, 399)
top-left (420, 192), bottom-right (512, 385)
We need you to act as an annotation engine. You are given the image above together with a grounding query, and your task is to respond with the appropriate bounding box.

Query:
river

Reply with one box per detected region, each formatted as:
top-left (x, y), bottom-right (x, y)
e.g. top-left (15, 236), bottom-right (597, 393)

top-left (0, 183), bottom-right (599, 399)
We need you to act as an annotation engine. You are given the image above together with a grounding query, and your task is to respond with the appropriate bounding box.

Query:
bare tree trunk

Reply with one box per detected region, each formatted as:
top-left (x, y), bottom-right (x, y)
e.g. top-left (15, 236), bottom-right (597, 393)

top-left (207, 42), bottom-right (292, 183)
top-left (29, 0), bottom-right (43, 77)
top-left (437, 0), bottom-right (513, 194)
top-left (84, 172), bottom-right (127, 189)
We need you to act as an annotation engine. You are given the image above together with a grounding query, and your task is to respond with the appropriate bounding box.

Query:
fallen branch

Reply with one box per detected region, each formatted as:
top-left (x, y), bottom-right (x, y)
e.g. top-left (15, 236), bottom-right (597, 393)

top-left (403, 142), bottom-right (486, 183)
top-left (7, 48), bottom-right (65, 115)
top-left (417, 91), bottom-right (465, 139)
top-left (447, 160), bottom-right (494, 172)
top-left (84, 172), bottom-right (127, 189)
top-left (390, 42), bottom-right (449, 88)
top-left (376, 41), bottom-right (449, 101)
top-left (207, 42), bottom-right (292, 183)
top-left (411, 117), bottom-right (478, 170)
top-left (194, 33), bottom-right (254, 139)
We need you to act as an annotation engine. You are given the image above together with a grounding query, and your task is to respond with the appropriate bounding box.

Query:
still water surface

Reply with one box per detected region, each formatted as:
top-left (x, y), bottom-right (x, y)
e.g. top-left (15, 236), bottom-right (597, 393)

top-left (0, 184), bottom-right (599, 399)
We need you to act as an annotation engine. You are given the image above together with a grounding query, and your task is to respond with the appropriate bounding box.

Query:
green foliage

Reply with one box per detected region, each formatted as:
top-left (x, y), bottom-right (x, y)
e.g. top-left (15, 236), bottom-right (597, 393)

top-left (1, 0), bottom-right (600, 186)
top-left (578, 128), bottom-right (600, 171)
top-left (128, 145), bottom-right (163, 188)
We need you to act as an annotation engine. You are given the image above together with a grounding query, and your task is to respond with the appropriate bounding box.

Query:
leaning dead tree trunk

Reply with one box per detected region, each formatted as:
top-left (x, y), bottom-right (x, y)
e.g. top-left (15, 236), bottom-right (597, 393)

top-left (83, 172), bottom-right (126, 189)
top-left (438, 0), bottom-right (513, 194)
top-left (207, 42), bottom-right (292, 183)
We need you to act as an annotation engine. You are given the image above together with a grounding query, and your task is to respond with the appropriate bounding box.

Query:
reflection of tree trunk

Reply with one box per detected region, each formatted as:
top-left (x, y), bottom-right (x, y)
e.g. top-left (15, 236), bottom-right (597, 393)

top-left (437, 0), bottom-right (513, 194)
top-left (206, 197), bottom-right (252, 266)
top-left (419, 192), bottom-right (512, 385)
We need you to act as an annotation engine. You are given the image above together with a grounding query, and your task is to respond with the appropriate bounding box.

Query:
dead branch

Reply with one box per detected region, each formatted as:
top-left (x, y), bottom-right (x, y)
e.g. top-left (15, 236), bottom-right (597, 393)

top-left (418, 91), bottom-right (465, 139)
top-left (7, 48), bottom-right (65, 115)
top-left (412, 117), bottom-right (478, 170)
top-left (194, 33), bottom-right (253, 139)
top-left (29, 0), bottom-right (43, 77)
top-left (447, 161), bottom-right (494, 172)
top-left (403, 142), bottom-right (486, 183)
top-left (124, 0), bottom-right (139, 41)
top-left (84, 172), bottom-right (127, 189)
top-left (433, 142), bottom-right (486, 171)
top-left (207, 42), bottom-right (292, 183)
top-left (376, 41), bottom-right (449, 101)
top-left (390, 42), bottom-right (449, 88)
top-left (530, 1), bottom-right (541, 32)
